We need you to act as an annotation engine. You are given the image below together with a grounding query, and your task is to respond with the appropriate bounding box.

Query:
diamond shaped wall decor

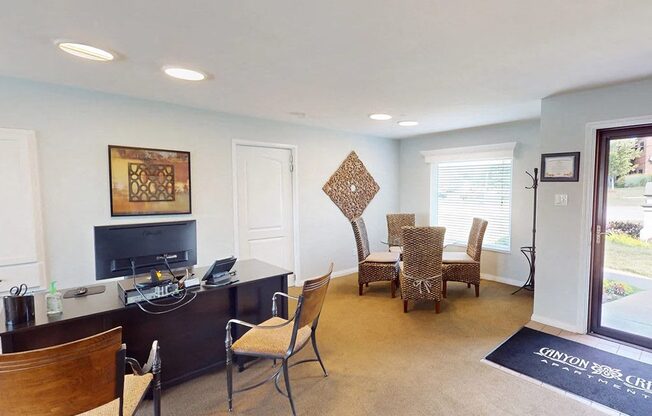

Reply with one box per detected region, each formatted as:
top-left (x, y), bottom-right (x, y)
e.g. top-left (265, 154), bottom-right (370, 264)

top-left (322, 151), bottom-right (380, 221)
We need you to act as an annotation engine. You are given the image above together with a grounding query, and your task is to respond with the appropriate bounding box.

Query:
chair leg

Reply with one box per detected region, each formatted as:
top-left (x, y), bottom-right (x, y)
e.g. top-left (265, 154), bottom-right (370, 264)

top-left (467, 283), bottom-right (471, 288)
top-left (152, 373), bottom-right (161, 416)
top-left (442, 281), bottom-right (447, 298)
top-left (359, 284), bottom-right (363, 296)
top-left (390, 280), bottom-right (396, 298)
top-left (435, 301), bottom-right (441, 314)
top-left (475, 284), bottom-right (479, 297)
top-left (282, 359), bottom-right (297, 416)
top-left (226, 348), bottom-right (234, 412)
top-left (403, 300), bottom-right (408, 313)
top-left (311, 332), bottom-right (328, 377)
top-left (152, 349), bottom-right (162, 416)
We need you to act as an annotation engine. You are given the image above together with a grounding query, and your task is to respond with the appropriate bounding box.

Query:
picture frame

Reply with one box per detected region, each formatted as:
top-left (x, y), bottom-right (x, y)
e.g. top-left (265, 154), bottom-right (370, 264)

top-left (108, 145), bottom-right (191, 216)
top-left (540, 152), bottom-right (580, 182)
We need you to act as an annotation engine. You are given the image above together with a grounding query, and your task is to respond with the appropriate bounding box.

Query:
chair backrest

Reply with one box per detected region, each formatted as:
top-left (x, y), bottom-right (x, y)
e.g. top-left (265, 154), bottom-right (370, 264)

top-left (351, 216), bottom-right (370, 262)
top-left (386, 213), bottom-right (416, 246)
top-left (466, 218), bottom-right (488, 261)
top-left (296, 264), bottom-right (333, 329)
top-left (0, 327), bottom-right (125, 415)
top-left (402, 226), bottom-right (446, 279)
top-left (286, 265), bottom-right (333, 355)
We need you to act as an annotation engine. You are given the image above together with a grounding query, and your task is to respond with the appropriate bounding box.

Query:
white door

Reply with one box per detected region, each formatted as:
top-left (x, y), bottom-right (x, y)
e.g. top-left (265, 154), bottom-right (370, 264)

top-left (235, 145), bottom-right (295, 274)
top-left (0, 128), bottom-right (46, 292)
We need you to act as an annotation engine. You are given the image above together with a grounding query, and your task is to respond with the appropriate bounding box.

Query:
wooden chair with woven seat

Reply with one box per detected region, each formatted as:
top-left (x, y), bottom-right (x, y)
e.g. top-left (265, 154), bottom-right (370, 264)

top-left (351, 216), bottom-right (400, 297)
top-left (442, 217), bottom-right (488, 298)
top-left (400, 226), bottom-right (446, 313)
top-left (225, 264), bottom-right (333, 416)
top-left (384, 213), bottom-right (415, 257)
top-left (0, 326), bottom-right (161, 416)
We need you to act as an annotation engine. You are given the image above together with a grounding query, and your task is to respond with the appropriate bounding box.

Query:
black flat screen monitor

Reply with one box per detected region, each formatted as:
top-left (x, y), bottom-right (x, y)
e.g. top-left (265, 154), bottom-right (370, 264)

top-left (94, 220), bottom-right (197, 280)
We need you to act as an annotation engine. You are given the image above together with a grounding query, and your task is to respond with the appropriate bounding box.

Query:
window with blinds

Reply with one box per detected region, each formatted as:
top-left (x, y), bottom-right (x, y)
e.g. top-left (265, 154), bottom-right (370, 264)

top-left (435, 158), bottom-right (512, 251)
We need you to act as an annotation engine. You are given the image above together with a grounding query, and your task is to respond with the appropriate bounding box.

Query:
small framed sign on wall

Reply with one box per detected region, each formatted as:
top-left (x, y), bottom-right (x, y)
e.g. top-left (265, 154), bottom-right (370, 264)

top-left (540, 152), bottom-right (580, 182)
top-left (108, 145), bottom-right (191, 216)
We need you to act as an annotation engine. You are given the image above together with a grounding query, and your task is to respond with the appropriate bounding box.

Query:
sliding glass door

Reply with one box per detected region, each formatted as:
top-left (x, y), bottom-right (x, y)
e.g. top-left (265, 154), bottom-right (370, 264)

top-left (591, 124), bottom-right (652, 348)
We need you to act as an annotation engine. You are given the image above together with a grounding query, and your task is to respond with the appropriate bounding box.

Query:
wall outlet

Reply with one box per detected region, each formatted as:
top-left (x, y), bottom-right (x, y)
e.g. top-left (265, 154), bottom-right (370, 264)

top-left (554, 194), bottom-right (568, 206)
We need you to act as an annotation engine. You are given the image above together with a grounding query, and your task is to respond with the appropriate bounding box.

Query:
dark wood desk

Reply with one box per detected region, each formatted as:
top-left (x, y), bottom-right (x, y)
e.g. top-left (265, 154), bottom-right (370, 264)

top-left (0, 259), bottom-right (290, 388)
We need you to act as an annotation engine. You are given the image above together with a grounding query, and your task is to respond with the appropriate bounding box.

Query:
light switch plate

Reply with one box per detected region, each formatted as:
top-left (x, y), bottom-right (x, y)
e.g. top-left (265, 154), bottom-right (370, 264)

top-left (554, 194), bottom-right (568, 206)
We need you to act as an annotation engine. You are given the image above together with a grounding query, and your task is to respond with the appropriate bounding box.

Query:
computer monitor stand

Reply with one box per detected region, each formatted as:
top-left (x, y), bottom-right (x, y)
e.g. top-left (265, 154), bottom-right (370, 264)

top-left (203, 271), bottom-right (235, 287)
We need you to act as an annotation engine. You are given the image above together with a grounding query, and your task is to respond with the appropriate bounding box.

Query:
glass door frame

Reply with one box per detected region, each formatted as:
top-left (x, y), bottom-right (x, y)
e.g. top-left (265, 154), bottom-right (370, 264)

top-left (590, 124), bottom-right (652, 349)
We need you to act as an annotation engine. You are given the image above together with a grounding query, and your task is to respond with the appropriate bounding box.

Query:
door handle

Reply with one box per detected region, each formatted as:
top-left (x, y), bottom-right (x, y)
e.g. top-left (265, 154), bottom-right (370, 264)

top-left (595, 225), bottom-right (607, 244)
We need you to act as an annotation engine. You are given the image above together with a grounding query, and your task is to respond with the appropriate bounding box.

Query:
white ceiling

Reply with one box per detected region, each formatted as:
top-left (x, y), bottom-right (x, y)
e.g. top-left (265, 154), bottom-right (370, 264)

top-left (2, 1), bottom-right (652, 138)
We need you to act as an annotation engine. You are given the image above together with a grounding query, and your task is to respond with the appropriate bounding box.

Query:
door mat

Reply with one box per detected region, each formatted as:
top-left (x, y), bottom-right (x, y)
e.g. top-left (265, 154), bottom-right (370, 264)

top-left (486, 327), bottom-right (652, 416)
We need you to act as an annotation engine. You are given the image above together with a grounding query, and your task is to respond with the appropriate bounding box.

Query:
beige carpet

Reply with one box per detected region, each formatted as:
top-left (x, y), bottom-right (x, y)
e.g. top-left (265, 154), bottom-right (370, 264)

top-left (137, 274), bottom-right (601, 415)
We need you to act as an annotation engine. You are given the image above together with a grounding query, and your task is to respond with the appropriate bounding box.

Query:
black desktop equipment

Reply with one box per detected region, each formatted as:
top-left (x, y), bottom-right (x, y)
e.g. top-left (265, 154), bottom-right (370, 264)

top-left (118, 277), bottom-right (181, 305)
top-left (93, 220), bottom-right (197, 304)
top-left (94, 220), bottom-right (197, 279)
top-left (202, 256), bottom-right (237, 286)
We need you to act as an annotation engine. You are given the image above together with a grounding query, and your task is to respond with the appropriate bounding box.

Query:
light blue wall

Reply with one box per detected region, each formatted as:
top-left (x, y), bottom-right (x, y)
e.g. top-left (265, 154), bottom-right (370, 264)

top-left (535, 77), bottom-right (652, 331)
top-left (399, 119), bottom-right (541, 284)
top-left (0, 77), bottom-right (400, 288)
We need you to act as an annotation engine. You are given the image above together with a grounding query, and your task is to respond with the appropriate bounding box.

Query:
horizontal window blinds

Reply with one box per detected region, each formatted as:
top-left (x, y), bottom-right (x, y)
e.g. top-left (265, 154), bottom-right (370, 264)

top-left (436, 159), bottom-right (512, 251)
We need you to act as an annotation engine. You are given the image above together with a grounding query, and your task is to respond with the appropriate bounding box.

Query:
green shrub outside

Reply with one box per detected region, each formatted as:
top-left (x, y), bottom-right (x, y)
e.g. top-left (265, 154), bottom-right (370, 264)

top-left (615, 173), bottom-right (652, 188)
top-left (603, 279), bottom-right (640, 297)
top-left (607, 221), bottom-right (642, 238)
top-left (606, 232), bottom-right (650, 248)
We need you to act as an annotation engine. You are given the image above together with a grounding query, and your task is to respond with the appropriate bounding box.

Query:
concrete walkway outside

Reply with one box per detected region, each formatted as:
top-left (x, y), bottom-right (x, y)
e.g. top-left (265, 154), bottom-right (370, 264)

top-left (602, 290), bottom-right (652, 339)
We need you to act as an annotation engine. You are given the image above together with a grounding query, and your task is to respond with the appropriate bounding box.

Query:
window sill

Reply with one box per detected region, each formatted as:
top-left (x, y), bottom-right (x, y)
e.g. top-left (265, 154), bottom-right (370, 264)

top-left (445, 242), bottom-right (511, 255)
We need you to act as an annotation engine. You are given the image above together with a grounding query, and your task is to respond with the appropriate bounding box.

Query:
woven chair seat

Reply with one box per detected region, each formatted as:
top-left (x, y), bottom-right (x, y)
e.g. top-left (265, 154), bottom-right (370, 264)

top-left (442, 252), bottom-right (477, 264)
top-left (366, 251), bottom-right (400, 263)
top-left (441, 218), bottom-right (488, 298)
top-left (232, 317), bottom-right (312, 358)
top-left (80, 373), bottom-right (153, 416)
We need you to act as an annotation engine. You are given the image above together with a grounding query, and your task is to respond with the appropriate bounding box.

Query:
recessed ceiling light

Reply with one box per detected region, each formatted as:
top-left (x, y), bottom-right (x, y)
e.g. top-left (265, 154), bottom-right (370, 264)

top-left (369, 113), bottom-right (392, 121)
top-left (163, 66), bottom-right (206, 81)
top-left (57, 42), bottom-right (114, 61)
top-left (398, 120), bottom-right (419, 127)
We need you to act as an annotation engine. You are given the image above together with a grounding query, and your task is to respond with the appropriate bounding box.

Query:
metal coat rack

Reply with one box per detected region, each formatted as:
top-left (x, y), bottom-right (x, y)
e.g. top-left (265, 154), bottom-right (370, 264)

top-left (513, 168), bottom-right (538, 295)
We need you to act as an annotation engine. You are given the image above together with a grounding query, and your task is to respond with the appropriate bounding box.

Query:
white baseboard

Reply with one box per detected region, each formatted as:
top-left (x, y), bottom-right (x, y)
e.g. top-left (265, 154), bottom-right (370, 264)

top-left (297, 270), bottom-right (520, 287)
top-left (294, 267), bottom-right (357, 287)
top-left (332, 267), bottom-right (357, 278)
top-left (530, 314), bottom-right (586, 334)
top-left (480, 273), bottom-right (524, 287)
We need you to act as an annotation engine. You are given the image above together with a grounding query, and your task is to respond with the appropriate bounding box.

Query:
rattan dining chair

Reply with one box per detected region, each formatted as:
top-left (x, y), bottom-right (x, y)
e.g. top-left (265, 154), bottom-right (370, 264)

top-left (351, 216), bottom-right (400, 297)
top-left (400, 226), bottom-right (446, 313)
top-left (225, 264), bottom-right (333, 416)
top-left (385, 213), bottom-right (415, 256)
top-left (0, 327), bottom-right (161, 416)
top-left (442, 218), bottom-right (488, 297)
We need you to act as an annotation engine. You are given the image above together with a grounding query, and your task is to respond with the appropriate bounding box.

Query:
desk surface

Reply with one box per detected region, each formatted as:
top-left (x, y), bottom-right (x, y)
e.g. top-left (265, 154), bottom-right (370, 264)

top-left (0, 259), bottom-right (291, 336)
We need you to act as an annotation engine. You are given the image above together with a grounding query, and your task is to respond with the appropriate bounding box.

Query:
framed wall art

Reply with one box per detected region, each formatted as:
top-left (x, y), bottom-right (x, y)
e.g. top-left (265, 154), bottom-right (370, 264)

top-left (540, 152), bottom-right (580, 182)
top-left (108, 145), bottom-right (191, 216)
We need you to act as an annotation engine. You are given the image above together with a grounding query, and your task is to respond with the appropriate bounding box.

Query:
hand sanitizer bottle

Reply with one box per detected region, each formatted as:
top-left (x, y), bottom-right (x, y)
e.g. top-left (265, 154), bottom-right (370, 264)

top-left (46, 281), bottom-right (63, 315)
